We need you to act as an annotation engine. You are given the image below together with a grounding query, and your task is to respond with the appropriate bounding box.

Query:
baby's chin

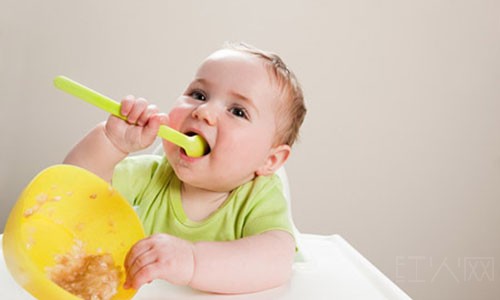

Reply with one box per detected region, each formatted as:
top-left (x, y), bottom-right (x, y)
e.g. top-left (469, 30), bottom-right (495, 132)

top-left (176, 171), bottom-right (248, 193)
top-left (179, 179), bottom-right (231, 193)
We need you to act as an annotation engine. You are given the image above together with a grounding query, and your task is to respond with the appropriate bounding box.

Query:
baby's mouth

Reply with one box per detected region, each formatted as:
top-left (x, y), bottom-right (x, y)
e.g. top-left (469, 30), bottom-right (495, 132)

top-left (185, 131), bottom-right (211, 156)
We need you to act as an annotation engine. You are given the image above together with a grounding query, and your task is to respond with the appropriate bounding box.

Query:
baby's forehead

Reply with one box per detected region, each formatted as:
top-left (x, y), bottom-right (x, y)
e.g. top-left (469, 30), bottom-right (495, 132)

top-left (201, 49), bottom-right (283, 89)
top-left (206, 48), bottom-right (253, 60)
top-left (201, 49), bottom-right (267, 71)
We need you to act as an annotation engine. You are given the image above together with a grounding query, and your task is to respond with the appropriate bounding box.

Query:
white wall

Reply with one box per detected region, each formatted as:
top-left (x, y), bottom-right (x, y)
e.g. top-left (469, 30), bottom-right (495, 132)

top-left (1, 1), bottom-right (499, 299)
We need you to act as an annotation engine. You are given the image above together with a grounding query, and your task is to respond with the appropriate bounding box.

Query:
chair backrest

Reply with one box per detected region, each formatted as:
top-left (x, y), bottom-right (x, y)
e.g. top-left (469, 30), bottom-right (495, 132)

top-left (274, 166), bottom-right (301, 237)
top-left (274, 167), bottom-right (306, 262)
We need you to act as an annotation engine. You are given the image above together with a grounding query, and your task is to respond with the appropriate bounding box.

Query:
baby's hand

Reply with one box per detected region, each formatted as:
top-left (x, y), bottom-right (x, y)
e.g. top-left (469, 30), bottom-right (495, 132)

top-left (123, 233), bottom-right (195, 290)
top-left (105, 96), bottom-right (167, 154)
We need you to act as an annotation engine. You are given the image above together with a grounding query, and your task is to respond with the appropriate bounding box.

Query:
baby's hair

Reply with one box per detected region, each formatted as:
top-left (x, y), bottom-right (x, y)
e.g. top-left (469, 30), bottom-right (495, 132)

top-left (222, 42), bottom-right (307, 147)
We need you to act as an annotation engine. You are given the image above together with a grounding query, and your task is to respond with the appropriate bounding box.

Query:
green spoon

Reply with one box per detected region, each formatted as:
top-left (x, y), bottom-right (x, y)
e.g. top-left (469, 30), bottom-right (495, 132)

top-left (54, 75), bottom-right (208, 158)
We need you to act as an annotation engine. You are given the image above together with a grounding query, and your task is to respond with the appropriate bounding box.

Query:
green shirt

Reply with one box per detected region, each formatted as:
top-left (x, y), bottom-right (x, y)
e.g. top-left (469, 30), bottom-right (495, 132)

top-left (112, 155), bottom-right (293, 242)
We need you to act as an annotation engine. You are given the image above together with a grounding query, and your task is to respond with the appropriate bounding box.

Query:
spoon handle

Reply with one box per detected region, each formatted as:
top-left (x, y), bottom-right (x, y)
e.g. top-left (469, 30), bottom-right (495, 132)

top-left (54, 76), bottom-right (127, 121)
top-left (53, 76), bottom-right (185, 143)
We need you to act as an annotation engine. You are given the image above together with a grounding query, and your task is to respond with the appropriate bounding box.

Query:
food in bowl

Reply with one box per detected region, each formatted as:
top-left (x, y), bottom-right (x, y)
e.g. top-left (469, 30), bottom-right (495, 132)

top-left (47, 239), bottom-right (121, 300)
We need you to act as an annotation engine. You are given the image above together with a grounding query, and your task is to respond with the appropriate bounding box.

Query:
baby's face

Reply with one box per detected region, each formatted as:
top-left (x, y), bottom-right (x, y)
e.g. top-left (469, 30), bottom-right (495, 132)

top-left (163, 49), bottom-right (282, 192)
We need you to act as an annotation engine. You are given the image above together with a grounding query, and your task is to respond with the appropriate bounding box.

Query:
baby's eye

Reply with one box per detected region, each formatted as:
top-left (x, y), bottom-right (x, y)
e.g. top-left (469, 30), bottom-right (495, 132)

top-left (190, 90), bottom-right (207, 101)
top-left (229, 106), bottom-right (249, 119)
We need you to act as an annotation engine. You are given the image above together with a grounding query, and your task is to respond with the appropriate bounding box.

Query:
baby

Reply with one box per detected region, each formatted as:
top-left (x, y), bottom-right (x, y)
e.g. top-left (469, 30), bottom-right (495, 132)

top-left (64, 42), bottom-right (306, 294)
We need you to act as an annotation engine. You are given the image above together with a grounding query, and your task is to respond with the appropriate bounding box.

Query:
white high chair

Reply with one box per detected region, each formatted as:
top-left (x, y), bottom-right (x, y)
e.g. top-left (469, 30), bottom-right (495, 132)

top-left (0, 152), bottom-right (412, 300)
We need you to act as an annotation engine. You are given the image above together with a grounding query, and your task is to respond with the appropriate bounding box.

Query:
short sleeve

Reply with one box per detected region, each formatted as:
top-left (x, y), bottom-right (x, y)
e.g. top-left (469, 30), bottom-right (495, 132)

top-left (242, 176), bottom-right (293, 237)
top-left (112, 155), bottom-right (164, 206)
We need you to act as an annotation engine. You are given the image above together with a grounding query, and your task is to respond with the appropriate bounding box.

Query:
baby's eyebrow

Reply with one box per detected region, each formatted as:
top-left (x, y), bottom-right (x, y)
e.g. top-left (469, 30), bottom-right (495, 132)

top-left (190, 78), bottom-right (210, 88)
top-left (230, 91), bottom-right (258, 114)
top-left (230, 91), bottom-right (251, 104)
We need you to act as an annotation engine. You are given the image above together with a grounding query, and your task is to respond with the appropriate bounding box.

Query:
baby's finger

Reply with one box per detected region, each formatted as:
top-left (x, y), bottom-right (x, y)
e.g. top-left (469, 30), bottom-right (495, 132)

top-left (160, 113), bottom-right (170, 126)
top-left (126, 249), bottom-right (157, 285)
top-left (137, 104), bottom-right (159, 127)
top-left (127, 263), bottom-right (162, 290)
top-left (126, 97), bottom-right (148, 125)
top-left (124, 239), bottom-right (153, 270)
top-left (141, 113), bottom-right (164, 143)
top-left (120, 95), bottom-right (135, 117)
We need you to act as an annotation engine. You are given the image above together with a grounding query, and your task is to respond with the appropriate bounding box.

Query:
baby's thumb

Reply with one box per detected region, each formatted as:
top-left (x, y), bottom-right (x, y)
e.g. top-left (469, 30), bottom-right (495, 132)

top-left (157, 113), bottom-right (170, 126)
top-left (142, 113), bottom-right (165, 144)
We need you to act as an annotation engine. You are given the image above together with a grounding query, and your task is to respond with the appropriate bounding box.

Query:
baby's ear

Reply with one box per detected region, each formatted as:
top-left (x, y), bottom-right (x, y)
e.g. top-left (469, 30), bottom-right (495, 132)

top-left (256, 144), bottom-right (291, 176)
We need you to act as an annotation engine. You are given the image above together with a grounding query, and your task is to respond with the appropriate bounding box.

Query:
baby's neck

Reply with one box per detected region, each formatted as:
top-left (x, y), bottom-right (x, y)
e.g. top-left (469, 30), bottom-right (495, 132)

top-left (180, 183), bottom-right (230, 222)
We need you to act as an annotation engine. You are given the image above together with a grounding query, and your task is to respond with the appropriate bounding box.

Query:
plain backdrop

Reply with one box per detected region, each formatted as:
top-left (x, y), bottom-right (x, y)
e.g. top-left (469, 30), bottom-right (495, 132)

top-left (1, 1), bottom-right (499, 299)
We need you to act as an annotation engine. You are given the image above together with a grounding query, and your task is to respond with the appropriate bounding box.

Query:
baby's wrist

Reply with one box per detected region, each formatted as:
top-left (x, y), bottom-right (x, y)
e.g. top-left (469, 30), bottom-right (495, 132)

top-left (186, 242), bottom-right (198, 288)
top-left (99, 122), bottom-right (129, 157)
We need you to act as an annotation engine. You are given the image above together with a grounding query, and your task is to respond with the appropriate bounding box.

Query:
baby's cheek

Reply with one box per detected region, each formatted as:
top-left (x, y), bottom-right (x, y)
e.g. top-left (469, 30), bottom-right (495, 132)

top-left (160, 140), bottom-right (170, 153)
top-left (167, 108), bottom-right (185, 131)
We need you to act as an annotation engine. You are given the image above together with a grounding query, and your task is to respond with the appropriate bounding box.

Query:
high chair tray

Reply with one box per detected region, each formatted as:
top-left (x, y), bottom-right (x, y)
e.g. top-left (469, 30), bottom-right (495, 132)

top-left (0, 233), bottom-right (411, 299)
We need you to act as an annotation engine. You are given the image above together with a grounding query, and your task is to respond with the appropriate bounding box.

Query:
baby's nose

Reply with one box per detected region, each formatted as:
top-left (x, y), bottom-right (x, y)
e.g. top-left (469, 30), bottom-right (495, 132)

top-left (192, 102), bottom-right (218, 126)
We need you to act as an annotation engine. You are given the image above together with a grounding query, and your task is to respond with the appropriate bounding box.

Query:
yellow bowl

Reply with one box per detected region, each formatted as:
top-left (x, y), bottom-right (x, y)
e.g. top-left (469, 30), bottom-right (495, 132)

top-left (2, 164), bottom-right (145, 299)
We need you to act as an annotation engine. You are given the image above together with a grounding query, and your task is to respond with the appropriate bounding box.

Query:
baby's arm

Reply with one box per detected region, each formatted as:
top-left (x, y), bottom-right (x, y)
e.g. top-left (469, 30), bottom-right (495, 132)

top-left (64, 96), bottom-right (165, 181)
top-left (191, 230), bottom-right (295, 293)
top-left (124, 230), bottom-right (295, 294)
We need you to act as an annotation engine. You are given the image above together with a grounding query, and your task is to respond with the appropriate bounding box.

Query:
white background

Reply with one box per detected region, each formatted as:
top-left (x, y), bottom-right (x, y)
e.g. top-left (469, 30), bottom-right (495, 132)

top-left (1, 1), bottom-right (499, 299)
